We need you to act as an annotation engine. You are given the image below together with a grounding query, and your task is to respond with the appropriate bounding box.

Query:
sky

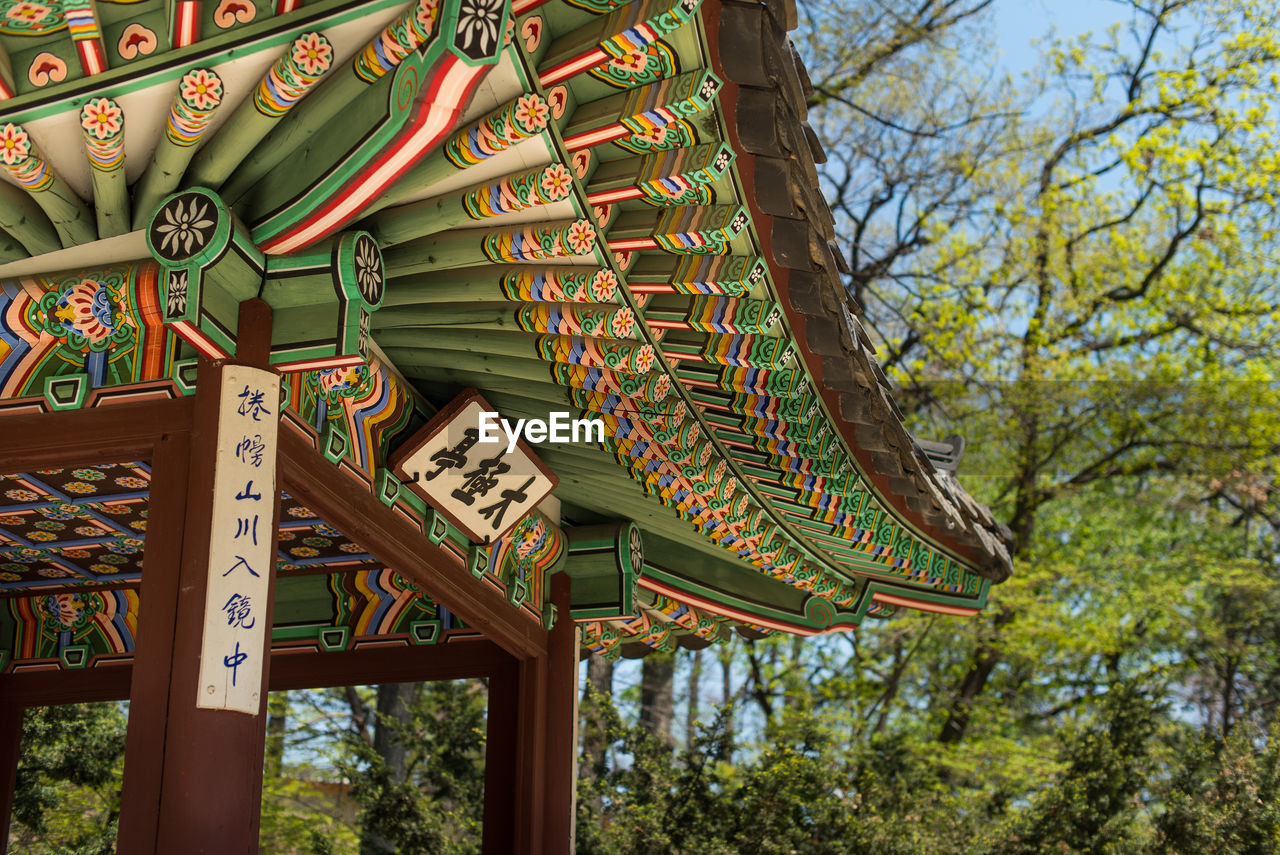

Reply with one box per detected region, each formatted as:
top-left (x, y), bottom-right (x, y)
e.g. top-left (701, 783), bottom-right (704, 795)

top-left (991, 0), bottom-right (1125, 75)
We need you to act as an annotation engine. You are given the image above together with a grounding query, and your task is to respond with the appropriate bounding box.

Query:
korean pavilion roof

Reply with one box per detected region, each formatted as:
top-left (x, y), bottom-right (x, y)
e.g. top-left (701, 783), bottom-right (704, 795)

top-left (0, 0), bottom-right (1012, 669)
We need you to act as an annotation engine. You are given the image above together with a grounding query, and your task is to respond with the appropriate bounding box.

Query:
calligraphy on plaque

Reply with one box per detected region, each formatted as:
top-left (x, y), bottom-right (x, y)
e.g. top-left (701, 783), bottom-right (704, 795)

top-left (390, 390), bottom-right (558, 544)
top-left (196, 365), bottom-right (280, 714)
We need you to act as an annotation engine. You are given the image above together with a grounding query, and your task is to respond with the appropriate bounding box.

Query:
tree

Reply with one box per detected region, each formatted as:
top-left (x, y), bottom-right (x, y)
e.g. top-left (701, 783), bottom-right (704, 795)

top-left (993, 680), bottom-right (1163, 855)
top-left (9, 703), bottom-right (126, 855)
top-left (1154, 723), bottom-right (1280, 854)
top-left (580, 655), bottom-right (614, 789)
top-left (802, 0), bottom-right (1280, 752)
top-left (798, 0), bottom-right (1019, 372)
top-left (335, 681), bottom-right (487, 854)
top-left (638, 650), bottom-right (675, 747)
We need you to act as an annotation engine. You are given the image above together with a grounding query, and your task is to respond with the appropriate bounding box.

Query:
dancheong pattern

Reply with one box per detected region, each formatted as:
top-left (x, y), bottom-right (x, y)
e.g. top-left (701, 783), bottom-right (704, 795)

top-left (0, 463), bottom-right (150, 591)
top-left (0, 264), bottom-right (180, 402)
top-left (0, 0), bottom-right (1003, 676)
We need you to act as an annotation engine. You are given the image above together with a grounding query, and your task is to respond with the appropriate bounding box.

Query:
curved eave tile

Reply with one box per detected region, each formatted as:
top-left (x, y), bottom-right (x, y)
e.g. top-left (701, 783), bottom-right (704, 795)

top-left (708, 0), bottom-right (1013, 580)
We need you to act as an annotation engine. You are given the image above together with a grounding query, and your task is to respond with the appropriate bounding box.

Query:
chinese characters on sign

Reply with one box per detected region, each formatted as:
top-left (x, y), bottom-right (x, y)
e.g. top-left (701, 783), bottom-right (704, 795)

top-left (196, 365), bottom-right (280, 715)
top-left (391, 391), bottom-right (557, 544)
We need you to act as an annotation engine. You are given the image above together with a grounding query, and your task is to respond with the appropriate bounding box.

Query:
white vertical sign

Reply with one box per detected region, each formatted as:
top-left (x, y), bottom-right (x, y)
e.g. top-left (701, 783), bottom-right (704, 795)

top-left (196, 365), bottom-right (280, 715)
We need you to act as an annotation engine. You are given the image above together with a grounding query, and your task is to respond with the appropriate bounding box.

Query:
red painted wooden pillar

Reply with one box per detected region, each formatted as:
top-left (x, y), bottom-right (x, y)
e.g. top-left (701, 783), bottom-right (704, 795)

top-left (543, 573), bottom-right (579, 854)
top-left (482, 659), bottom-right (519, 854)
top-left (116, 300), bottom-right (280, 854)
top-left (116, 429), bottom-right (191, 852)
top-left (515, 652), bottom-right (548, 853)
top-left (504, 572), bottom-right (580, 854)
top-left (0, 700), bottom-right (24, 846)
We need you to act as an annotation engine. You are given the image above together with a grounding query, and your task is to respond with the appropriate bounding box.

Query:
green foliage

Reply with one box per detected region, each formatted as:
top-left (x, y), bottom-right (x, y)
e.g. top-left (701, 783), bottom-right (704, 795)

top-left (1154, 724), bottom-right (1280, 854)
top-left (578, 698), bottom-right (862, 855)
top-left (258, 772), bottom-right (360, 855)
top-left (9, 703), bottom-right (126, 855)
top-left (578, 690), bottom-right (1001, 854)
top-left (334, 681), bottom-right (487, 854)
top-left (251, 683), bottom-right (487, 854)
top-left (993, 681), bottom-right (1163, 855)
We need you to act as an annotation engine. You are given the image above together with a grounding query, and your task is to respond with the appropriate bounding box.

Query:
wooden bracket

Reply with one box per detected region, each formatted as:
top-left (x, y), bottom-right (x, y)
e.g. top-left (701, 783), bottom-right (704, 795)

top-left (144, 186), bottom-right (384, 369)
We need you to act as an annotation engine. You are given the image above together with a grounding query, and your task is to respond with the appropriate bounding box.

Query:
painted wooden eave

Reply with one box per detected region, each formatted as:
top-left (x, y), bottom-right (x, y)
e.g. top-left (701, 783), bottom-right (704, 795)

top-left (710, 0), bottom-right (1014, 581)
top-left (0, 0), bottom-right (1011, 656)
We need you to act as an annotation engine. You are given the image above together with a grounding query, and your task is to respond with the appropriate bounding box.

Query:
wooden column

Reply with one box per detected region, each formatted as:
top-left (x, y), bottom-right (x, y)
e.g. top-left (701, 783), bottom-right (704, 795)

top-left (482, 659), bottom-right (520, 855)
top-left (116, 430), bottom-right (192, 853)
top-left (515, 653), bottom-right (548, 853)
top-left (117, 300), bottom-right (281, 855)
top-left (543, 573), bottom-right (579, 854)
top-left (0, 700), bottom-right (24, 847)
top-left (506, 574), bottom-right (579, 855)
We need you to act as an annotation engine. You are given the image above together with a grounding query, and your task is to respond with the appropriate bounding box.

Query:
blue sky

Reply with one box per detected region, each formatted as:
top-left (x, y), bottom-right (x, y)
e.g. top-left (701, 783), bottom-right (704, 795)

top-left (993, 0), bottom-right (1124, 74)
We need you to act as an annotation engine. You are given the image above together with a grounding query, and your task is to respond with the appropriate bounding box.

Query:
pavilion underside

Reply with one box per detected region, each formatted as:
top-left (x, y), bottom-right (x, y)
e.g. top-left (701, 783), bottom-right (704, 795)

top-left (0, 0), bottom-right (1013, 849)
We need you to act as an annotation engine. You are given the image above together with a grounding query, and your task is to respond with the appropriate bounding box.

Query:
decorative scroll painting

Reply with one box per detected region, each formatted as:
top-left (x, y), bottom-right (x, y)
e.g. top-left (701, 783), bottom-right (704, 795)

top-left (480, 509), bottom-right (565, 610)
top-left (4, 588), bottom-right (138, 668)
top-left (271, 569), bottom-right (457, 653)
top-left (196, 365), bottom-right (280, 715)
top-left (0, 264), bottom-right (179, 406)
top-left (282, 357), bottom-right (424, 480)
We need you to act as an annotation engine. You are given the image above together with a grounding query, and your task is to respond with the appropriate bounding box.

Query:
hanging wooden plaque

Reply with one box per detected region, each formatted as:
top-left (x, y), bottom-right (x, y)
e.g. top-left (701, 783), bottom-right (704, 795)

top-left (391, 389), bottom-right (558, 544)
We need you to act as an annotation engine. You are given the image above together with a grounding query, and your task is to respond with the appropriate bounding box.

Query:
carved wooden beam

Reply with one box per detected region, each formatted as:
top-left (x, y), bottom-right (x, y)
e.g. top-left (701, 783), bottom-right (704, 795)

top-left (144, 187), bottom-right (384, 368)
top-left (561, 522), bottom-right (644, 621)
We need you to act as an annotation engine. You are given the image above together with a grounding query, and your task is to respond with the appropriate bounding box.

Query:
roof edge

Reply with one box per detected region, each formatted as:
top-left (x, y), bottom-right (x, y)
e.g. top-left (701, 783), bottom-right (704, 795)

top-left (706, 0), bottom-right (1014, 580)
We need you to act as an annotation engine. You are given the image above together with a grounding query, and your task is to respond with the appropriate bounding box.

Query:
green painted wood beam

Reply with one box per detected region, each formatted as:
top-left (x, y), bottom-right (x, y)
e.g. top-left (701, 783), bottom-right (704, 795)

top-left (561, 69), bottom-right (721, 151)
top-left (0, 229), bottom-right (28, 264)
top-left (363, 94), bottom-right (557, 215)
top-left (375, 326), bottom-right (653, 374)
top-left (0, 122), bottom-right (95, 247)
top-left (219, 0), bottom-right (436, 204)
top-left (536, 0), bottom-right (704, 88)
top-left (382, 265), bottom-right (621, 307)
top-left (0, 42), bottom-right (16, 99)
top-left (639, 529), bottom-right (815, 619)
top-left (381, 218), bottom-right (600, 276)
top-left (387, 349), bottom-right (670, 400)
top-left (562, 521), bottom-right (643, 622)
top-left (607, 203), bottom-right (747, 254)
top-left (549, 464), bottom-right (828, 626)
top-left (365, 163), bottom-right (580, 247)
top-left (373, 301), bottom-right (636, 337)
top-left (144, 186), bottom-right (384, 368)
top-left (0, 0), bottom-right (405, 121)
top-left (186, 32), bottom-right (337, 190)
top-left (79, 97), bottom-right (130, 238)
top-left (586, 142), bottom-right (733, 207)
top-left (625, 253), bottom-right (766, 297)
top-left (549, 459), bottom-right (753, 560)
top-left (382, 359), bottom-right (570, 405)
top-left (244, 0), bottom-right (512, 249)
top-left (264, 231), bottom-right (385, 370)
top-left (0, 178), bottom-right (58, 256)
top-left (131, 68), bottom-right (227, 229)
